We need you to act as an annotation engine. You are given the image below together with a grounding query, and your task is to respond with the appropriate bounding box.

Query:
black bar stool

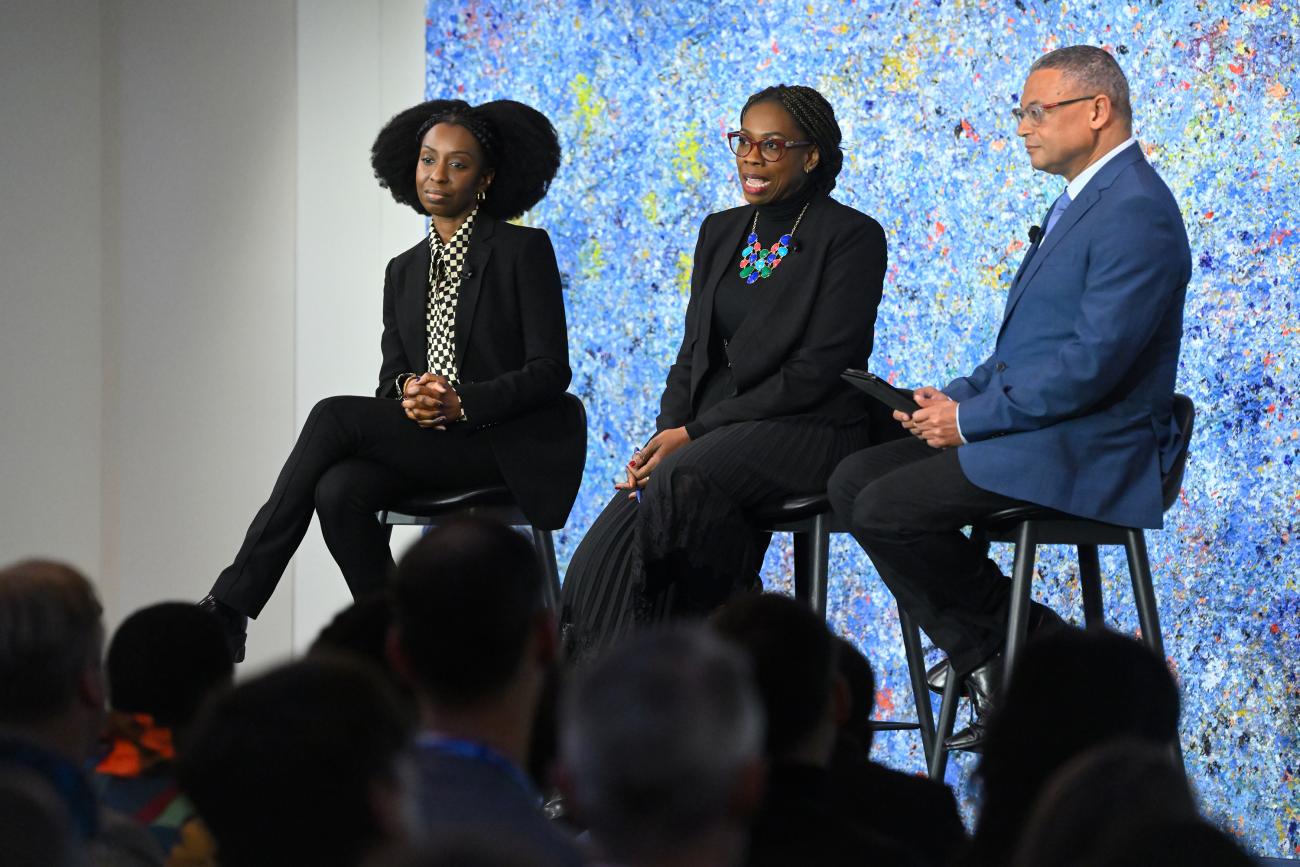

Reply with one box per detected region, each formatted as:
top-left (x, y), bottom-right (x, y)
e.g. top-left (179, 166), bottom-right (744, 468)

top-left (928, 394), bottom-right (1196, 778)
top-left (755, 494), bottom-right (939, 760)
top-left (377, 488), bottom-right (563, 610)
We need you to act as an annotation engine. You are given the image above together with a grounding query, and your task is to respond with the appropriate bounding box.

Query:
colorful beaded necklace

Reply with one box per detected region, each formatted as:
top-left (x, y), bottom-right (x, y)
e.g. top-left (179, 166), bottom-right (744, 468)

top-left (738, 201), bottom-right (810, 284)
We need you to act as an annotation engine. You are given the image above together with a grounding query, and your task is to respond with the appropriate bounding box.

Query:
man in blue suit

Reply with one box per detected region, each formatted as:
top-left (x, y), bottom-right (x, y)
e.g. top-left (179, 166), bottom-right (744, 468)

top-left (829, 45), bottom-right (1190, 750)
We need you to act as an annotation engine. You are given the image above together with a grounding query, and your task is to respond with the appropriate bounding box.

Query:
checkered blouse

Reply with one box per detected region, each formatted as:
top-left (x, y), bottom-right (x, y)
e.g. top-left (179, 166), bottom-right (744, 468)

top-left (426, 207), bottom-right (477, 383)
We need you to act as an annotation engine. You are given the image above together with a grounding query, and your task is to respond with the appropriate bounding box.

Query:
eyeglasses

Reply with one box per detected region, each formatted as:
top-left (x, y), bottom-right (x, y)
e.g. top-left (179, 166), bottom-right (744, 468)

top-left (1011, 95), bottom-right (1099, 125)
top-left (726, 131), bottom-right (813, 161)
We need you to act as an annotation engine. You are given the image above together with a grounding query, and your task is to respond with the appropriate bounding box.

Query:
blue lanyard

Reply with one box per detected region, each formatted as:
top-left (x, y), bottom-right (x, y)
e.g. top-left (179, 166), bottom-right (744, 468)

top-left (415, 734), bottom-right (540, 804)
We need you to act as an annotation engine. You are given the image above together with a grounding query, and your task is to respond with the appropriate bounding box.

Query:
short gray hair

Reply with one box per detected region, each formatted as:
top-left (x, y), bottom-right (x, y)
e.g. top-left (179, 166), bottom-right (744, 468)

top-left (560, 626), bottom-right (764, 861)
top-left (1031, 45), bottom-right (1132, 126)
top-left (0, 560), bottom-right (104, 724)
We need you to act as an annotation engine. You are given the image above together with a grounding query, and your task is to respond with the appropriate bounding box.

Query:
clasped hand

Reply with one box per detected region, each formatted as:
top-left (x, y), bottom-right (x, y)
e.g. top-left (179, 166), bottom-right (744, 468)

top-left (895, 387), bottom-right (962, 449)
top-left (614, 427), bottom-right (690, 500)
top-left (402, 373), bottom-right (462, 429)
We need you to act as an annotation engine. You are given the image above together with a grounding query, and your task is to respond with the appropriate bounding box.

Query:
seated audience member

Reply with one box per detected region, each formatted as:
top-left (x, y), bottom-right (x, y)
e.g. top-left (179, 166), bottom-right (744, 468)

top-left (0, 768), bottom-right (81, 867)
top-left (1012, 738), bottom-right (1251, 867)
top-left (388, 519), bottom-right (583, 867)
top-left (830, 637), bottom-right (965, 865)
top-left (310, 592), bottom-right (415, 707)
top-left (0, 559), bottom-right (162, 866)
top-left (966, 627), bottom-right (1181, 866)
top-left (178, 656), bottom-right (414, 867)
top-left (311, 591), bottom-right (396, 663)
top-left (1075, 819), bottom-right (1255, 867)
top-left (711, 593), bottom-right (918, 866)
top-left (369, 832), bottom-right (560, 867)
top-left (93, 602), bottom-right (233, 858)
top-left (559, 626), bottom-right (765, 867)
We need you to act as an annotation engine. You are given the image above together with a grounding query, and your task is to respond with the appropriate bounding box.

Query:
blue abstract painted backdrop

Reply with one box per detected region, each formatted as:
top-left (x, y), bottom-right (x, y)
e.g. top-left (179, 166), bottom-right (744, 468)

top-left (426, 0), bottom-right (1298, 856)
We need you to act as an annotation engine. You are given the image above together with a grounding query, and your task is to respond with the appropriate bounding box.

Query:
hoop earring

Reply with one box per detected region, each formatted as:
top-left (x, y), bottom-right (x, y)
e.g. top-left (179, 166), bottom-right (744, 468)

top-left (477, 189), bottom-right (487, 202)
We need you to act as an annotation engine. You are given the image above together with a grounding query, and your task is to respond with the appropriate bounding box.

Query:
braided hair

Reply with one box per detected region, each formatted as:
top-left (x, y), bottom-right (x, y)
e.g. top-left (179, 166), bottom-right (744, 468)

top-left (740, 84), bottom-right (844, 196)
top-left (371, 98), bottom-right (561, 220)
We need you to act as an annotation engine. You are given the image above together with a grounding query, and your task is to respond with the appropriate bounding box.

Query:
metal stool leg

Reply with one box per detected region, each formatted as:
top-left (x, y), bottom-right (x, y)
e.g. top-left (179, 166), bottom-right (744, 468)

top-left (1003, 521), bottom-right (1038, 689)
top-left (1124, 529), bottom-right (1165, 658)
top-left (808, 512), bottom-right (830, 617)
top-left (899, 608), bottom-right (937, 760)
top-left (928, 675), bottom-right (959, 779)
top-left (792, 515), bottom-right (830, 617)
top-left (531, 528), bottom-right (561, 611)
top-left (1122, 528), bottom-right (1184, 771)
top-left (1077, 543), bottom-right (1105, 627)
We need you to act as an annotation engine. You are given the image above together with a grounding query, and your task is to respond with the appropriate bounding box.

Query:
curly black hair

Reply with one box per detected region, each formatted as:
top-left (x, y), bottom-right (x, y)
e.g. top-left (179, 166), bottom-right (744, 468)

top-left (370, 98), bottom-right (561, 220)
top-left (741, 84), bottom-right (844, 197)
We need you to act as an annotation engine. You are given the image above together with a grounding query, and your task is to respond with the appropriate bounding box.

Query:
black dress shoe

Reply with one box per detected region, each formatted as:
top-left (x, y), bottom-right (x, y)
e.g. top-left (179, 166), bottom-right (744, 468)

top-left (926, 602), bottom-right (1069, 695)
top-left (198, 594), bottom-right (248, 663)
top-left (944, 652), bottom-right (1001, 752)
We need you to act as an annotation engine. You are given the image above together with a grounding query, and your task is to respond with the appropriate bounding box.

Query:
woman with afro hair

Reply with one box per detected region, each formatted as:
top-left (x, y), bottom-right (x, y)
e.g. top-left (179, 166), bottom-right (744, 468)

top-left (560, 84), bottom-right (890, 659)
top-left (200, 99), bottom-right (585, 661)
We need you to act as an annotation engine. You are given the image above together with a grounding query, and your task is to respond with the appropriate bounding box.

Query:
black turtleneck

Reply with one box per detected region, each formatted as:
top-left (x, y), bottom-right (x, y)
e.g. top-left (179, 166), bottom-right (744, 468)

top-left (755, 191), bottom-right (816, 222)
top-left (718, 193), bottom-right (816, 337)
top-left (696, 193), bottom-right (819, 415)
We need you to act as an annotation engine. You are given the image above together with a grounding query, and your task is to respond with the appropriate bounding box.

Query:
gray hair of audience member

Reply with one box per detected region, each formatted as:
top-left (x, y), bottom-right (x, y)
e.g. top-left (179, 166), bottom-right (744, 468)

top-left (0, 560), bottom-right (104, 725)
top-left (1012, 738), bottom-right (1198, 867)
top-left (560, 626), bottom-right (764, 860)
top-left (1030, 44), bottom-right (1133, 126)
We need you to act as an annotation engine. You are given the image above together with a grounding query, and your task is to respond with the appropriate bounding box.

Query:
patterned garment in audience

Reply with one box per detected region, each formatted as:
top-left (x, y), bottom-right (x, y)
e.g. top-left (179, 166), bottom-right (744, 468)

top-left (93, 712), bottom-right (212, 862)
top-left (426, 206), bottom-right (477, 382)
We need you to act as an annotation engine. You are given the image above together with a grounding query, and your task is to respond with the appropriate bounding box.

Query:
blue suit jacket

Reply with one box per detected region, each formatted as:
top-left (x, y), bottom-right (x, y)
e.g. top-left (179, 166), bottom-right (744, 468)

top-left (946, 145), bottom-right (1191, 529)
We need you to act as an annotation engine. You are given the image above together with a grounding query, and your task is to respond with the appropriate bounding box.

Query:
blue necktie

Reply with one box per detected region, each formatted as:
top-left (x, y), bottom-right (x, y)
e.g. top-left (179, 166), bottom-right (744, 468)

top-left (1043, 190), bottom-right (1072, 238)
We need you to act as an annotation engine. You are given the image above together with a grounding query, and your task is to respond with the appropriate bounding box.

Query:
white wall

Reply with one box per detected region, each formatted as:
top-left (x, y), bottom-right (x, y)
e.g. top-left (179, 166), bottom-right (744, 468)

top-left (292, 0), bottom-right (426, 654)
top-left (0, 0), bottom-right (104, 580)
top-left (0, 0), bottom-right (426, 670)
top-left (99, 0), bottom-right (299, 669)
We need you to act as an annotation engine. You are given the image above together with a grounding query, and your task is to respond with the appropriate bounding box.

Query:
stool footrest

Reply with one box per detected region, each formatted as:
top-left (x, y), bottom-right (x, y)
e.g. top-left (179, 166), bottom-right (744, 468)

top-left (868, 720), bottom-right (923, 732)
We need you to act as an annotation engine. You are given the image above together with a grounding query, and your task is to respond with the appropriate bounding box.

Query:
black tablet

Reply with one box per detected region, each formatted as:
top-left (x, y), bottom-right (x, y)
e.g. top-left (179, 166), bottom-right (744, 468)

top-left (841, 369), bottom-right (920, 414)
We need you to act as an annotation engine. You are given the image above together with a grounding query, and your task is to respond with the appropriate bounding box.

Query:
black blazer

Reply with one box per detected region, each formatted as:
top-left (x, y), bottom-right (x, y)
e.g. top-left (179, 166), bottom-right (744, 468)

top-left (376, 213), bottom-right (586, 530)
top-left (657, 195), bottom-right (888, 437)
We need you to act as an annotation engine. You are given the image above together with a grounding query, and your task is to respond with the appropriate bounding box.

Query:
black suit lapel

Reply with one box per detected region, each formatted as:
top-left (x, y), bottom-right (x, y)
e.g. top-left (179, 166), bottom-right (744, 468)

top-left (689, 207), bottom-right (753, 399)
top-left (453, 213), bottom-right (496, 372)
top-left (403, 239), bottom-right (431, 370)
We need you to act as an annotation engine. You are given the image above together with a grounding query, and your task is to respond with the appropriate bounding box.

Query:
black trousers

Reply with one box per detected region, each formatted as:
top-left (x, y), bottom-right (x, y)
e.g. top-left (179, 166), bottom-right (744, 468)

top-left (560, 416), bottom-right (871, 661)
top-left (827, 435), bottom-right (1025, 675)
top-left (212, 395), bottom-right (501, 617)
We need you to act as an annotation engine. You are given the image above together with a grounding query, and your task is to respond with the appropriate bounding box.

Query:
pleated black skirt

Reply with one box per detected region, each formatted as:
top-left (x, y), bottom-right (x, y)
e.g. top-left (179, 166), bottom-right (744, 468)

top-left (559, 415), bottom-right (871, 661)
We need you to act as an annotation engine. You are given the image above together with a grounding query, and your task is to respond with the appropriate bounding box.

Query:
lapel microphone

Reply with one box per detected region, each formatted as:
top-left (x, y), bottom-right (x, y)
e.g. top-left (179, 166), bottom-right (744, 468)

top-left (1027, 225), bottom-right (1042, 245)
top-left (464, 267), bottom-right (474, 279)
top-left (790, 238), bottom-right (802, 253)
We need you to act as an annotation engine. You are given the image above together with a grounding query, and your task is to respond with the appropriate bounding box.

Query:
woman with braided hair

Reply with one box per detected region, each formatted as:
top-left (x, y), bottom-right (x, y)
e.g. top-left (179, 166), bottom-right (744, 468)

top-left (199, 99), bottom-right (585, 661)
top-left (561, 85), bottom-right (890, 658)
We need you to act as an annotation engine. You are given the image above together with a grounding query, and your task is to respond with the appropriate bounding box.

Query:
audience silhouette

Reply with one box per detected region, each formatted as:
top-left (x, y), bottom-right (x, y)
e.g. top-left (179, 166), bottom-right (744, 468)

top-left (0, 532), bottom-right (1262, 866)
top-left (560, 625), bottom-right (764, 867)
top-left (712, 592), bottom-right (919, 866)
top-left (966, 626), bottom-right (1181, 866)
top-left (179, 656), bottom-right (413, 867)
top-left (388, 519), bottom-right (583, 867)
top-left (94, 601), bottom-right (233, 859)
